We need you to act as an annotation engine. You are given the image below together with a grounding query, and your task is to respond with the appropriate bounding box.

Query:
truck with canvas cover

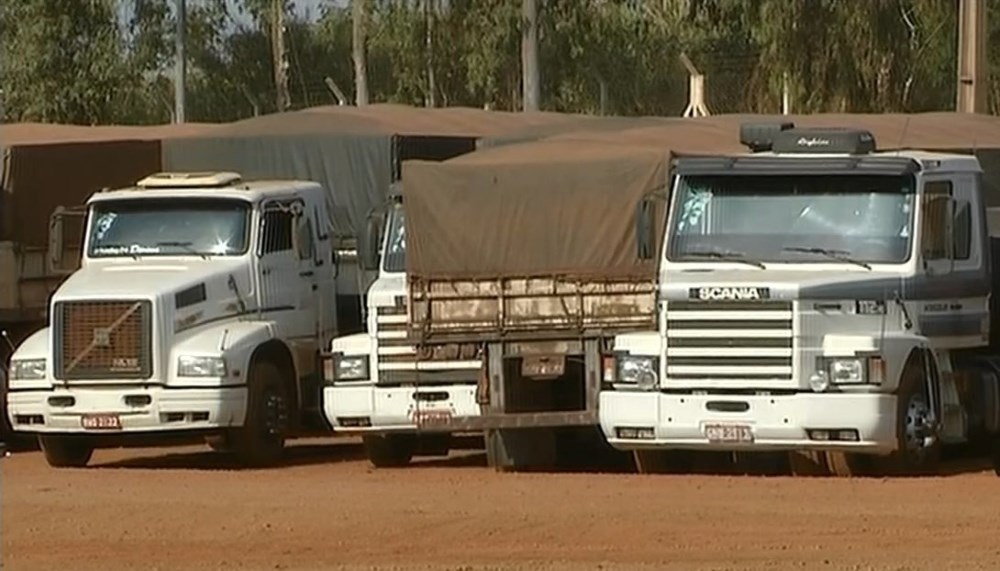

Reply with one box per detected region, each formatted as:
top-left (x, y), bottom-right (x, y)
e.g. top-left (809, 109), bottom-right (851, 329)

top-left (600, 122), bottom-right (1000, 476)
top-left (6, 171), bottom-right (339, 468)
top-left (380, 141), bottom-right (668, 471)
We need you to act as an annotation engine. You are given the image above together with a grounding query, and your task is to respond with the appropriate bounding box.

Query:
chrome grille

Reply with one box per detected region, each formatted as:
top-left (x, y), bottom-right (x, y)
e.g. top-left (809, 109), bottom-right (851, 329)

top-left (55, 300), bottom-right (153, 380)
top-left (665, 300), bottom-right (793, 382)
top-left (374, 301), bottom-right (480, 385)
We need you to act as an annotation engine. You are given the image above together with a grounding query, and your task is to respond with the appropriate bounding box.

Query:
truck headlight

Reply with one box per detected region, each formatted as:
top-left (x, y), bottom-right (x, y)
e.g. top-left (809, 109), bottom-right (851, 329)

top-left (177, 355), bottom-right (226, 377)
top-left (10, 358), bottom-right (46, 380)
top-left (333, 354), bottom-right (370, 381)
top-left (829, 358), bottom-right (865, 384)
top-left (617, 355), bottom-right (659, 391)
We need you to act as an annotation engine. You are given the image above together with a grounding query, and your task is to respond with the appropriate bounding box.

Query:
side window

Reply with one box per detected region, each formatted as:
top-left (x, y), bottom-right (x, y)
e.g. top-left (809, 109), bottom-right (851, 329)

top-left (296, 216), bottom-right (315, 261)
top-left (921, 181), bottom-right (953, 261)
top-left (261, 208), bottom-right (294, 254)
top-left (953, 200), bottom-right (972, 261)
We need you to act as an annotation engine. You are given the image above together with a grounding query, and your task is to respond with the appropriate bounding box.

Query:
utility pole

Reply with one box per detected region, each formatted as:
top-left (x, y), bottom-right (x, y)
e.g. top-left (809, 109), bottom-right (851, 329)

top-left (352, 0), bottom-right (369, 106)
top-left (272, 0), bottom-right (290, 113)
top-left (521, 0), bottom-right (540, 112)
top-left (174, 0), bottom-right (186, 123)
top-left (956, 0), bottom-right (987, 113)
top-left (424, 0), bottom-right (436, 108)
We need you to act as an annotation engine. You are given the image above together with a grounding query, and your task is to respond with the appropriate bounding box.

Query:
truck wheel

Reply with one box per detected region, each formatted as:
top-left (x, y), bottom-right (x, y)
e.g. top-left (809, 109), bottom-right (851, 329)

top-left (876, 363), bottom-right (941, 476)
top-left (39, 435), bottom-right (94, 468)
top-left (231, 360), bottom-right (289, 467)
top-left (633, 450), bottom-right (695, 474)
top-left (788, 451), bottom-right (829, 476)
top-left (363, 434), bottom-right (416, 467)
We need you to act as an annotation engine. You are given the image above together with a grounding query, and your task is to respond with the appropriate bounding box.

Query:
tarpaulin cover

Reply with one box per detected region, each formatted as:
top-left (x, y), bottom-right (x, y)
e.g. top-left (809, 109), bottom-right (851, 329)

top-left (1, 140), bottom-right (162, 246)
top-left (160, 104), bottom-right (666, 245)
top-left (403, 140), bottom-right (671, 280)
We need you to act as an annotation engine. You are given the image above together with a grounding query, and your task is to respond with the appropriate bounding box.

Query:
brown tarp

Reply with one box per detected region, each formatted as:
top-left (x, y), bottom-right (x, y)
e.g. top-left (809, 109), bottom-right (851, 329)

top-left (403, 140), bottom-right (671, 280)
top-left (1, 141), bottom-right (162, 246)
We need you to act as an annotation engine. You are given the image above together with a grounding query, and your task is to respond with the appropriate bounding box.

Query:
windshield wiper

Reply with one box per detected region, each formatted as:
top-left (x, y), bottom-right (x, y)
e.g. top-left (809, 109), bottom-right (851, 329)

top-left (685, 249), bottom-right (766, 269)
top-left (783, 246), bottom-right (872, 270)
top-left (156, 241), bottom-right (209, 260)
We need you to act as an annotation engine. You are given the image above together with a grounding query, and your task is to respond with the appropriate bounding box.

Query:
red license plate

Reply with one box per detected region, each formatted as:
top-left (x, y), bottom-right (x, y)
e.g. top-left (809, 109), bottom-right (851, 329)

top-left (412, 409), bottom-right (452, 427)
top-left (81, 414), bottom-right (122, 430)
top-left (704, 423), bottom-right (753, 443)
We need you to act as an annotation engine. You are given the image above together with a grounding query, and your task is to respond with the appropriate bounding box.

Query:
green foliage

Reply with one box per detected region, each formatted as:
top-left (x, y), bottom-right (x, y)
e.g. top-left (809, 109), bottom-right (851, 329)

top-left (0, 0), bottom-right (997, 124)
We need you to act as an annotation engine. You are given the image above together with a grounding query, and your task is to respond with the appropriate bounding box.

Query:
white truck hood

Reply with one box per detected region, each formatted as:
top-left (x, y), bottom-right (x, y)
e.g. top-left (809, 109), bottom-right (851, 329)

top-left (662, 267), bottom-right (923, 302)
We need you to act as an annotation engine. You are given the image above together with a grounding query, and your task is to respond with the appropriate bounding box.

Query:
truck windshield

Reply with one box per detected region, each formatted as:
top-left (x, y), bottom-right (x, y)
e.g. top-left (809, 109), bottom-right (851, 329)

top-left (88, 198), bottom-right (251, 258)
top-left (669, 174), bottom-right (915, 265)
top-left (383, 204), bottom-right (406, 273)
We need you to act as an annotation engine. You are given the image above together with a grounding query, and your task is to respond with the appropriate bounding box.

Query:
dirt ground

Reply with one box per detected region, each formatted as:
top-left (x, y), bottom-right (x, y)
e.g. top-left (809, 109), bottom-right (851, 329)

top-left (3, 437), bottom-right (1000, 571)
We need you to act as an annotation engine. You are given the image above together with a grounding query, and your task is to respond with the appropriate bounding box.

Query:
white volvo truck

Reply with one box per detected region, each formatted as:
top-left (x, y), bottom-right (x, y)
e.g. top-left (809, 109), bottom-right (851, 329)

top-left (322, 185), bottom-right (483, 467)
top-left (600, 123), bottom-right (1000, 476)
top-left (6, 172), bottom-right (339, 468)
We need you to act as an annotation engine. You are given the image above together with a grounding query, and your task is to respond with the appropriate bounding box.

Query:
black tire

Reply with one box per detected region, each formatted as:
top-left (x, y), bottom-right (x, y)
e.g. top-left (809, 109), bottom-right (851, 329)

top-left (231, 360), bottom-right (289, 467)
top-left (824, 451), bottom-right (869, 477)
top-left (484, 428), bottom-right (557, 473)
top-left (39, 435), bottom-right (94, 468)
top-left (633, 449), bottom-right (695, 474)
top-left (788, 451), bottom-right (830, 476)
top-left (363, 434), bottom-right (416, 468)
top-left (874, 362), bottom-right (942, 476)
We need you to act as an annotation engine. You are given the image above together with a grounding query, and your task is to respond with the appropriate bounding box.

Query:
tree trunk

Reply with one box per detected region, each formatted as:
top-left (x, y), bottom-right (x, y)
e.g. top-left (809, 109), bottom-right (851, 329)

top-left (520, 0), bottom-right (540, 112)
top-left (271, 0), bottom-right (290, 112)
top-left (352, 0), bottom-right (369, 106)
top-left (424, 0), bottom-right (436, 107)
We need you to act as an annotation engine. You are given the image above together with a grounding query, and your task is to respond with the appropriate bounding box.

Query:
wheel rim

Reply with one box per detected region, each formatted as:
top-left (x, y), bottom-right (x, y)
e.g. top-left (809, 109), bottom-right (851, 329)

top-left (903, 392), bottom-right (933, 461)
top-left (262, 386), bottom-right (288, 438)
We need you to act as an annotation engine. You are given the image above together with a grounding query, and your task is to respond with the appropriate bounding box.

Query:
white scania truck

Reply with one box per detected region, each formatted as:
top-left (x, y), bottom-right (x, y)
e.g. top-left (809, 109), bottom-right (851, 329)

top-left (322, 184), bottom-right (483, 467)
top-left (600, 123), bottom-right (1000, 476)
top-left (6, 172), bottom-right (339, 467)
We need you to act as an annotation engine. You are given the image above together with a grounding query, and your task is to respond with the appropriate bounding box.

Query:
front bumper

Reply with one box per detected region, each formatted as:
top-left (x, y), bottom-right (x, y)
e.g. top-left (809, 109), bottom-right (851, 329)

top-left (324, 384), bottom-right (481, 433)
top-left (599, 391), bottom-right (898, 454)
top-left (7, 386), bottom-right (247, 434)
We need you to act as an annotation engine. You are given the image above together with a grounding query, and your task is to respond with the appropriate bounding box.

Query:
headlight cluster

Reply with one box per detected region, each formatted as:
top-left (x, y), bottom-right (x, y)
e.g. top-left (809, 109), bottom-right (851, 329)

top-left (809, 356), bottom-right (885, 392)
top-left (10, 359), bottom-right (46, 380)
top-left (177, 355), bottom-right (226, 377)
top-left (602, 354), bottom-right (659, 391)
top-left (329, 354), bottom-right (370, 382)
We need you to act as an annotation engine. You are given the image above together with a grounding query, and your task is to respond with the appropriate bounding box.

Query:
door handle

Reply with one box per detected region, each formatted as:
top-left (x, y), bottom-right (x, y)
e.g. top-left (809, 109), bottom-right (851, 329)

top-left (299, 270), bottom-right (314, 277)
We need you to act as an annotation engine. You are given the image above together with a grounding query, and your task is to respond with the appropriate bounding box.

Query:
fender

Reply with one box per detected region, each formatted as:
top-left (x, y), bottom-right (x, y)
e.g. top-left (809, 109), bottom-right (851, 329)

top-left (612, 330), bottom-right (662, 356)
top-left (7, 327), bottom-right (53, 391)
top-left (170, 320), bottom-right (282, 388)
top-left (330, 332), bottom-right (373, 356)
top-left (823, 332), bottom-right (930, 393)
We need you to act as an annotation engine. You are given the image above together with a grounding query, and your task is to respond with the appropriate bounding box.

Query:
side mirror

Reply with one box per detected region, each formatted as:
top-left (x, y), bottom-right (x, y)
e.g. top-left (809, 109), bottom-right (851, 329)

top-left (635, 196), bottom-right (657, 261)
top-left (48, 206), bottom-right (66, 270)
top-left (361, 213), bottom-right (383, 272)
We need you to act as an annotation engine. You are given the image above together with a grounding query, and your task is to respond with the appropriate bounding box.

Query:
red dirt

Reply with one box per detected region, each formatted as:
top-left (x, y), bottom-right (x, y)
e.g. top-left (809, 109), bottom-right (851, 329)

top-left (4, 437), bottom-right (1000, 571)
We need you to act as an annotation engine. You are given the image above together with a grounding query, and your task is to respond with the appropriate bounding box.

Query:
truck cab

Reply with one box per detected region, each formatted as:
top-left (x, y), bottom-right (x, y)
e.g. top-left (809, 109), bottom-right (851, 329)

top-left (322, 185), bottom-right (483, 467)
top-left (6, 172), bottom-right (339, 468)
top-left (600, 124), bottom-right (1000, 476)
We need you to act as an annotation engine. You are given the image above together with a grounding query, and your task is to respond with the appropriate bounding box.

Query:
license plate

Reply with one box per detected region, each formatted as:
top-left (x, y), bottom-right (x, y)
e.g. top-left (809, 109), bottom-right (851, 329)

top-left (521, 355), bottom-right (565, 378)
top-left (81, 414), bottom-right (122, 430)
top-left (413, 409), bottom-right (452, 427)
top-left (704, 423), bottom-right (753, 443)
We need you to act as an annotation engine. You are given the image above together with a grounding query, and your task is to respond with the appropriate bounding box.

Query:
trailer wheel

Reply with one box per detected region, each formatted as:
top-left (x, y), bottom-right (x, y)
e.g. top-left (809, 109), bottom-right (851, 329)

top-left (633, 450), bottom-right (695, 474)
top-left (485, 428), bottom-right (557, 472)
top-left (876, 362), bottom-right (941, 476)
top-left (39, 435), bottom-right (94, 468)
top-left (363, 434), bottom-right (416, 467)
top-left (231, 360), bottom-right (289, 467)
top-left (788, 451), bottom-right (829, 476)
top-left (824, 451), bottom-right (868, 477)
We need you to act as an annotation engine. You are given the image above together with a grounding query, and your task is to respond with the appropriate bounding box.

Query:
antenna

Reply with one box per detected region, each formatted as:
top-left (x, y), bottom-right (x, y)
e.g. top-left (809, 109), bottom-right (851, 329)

top-left (895, 115), bottom-right (912, 155)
